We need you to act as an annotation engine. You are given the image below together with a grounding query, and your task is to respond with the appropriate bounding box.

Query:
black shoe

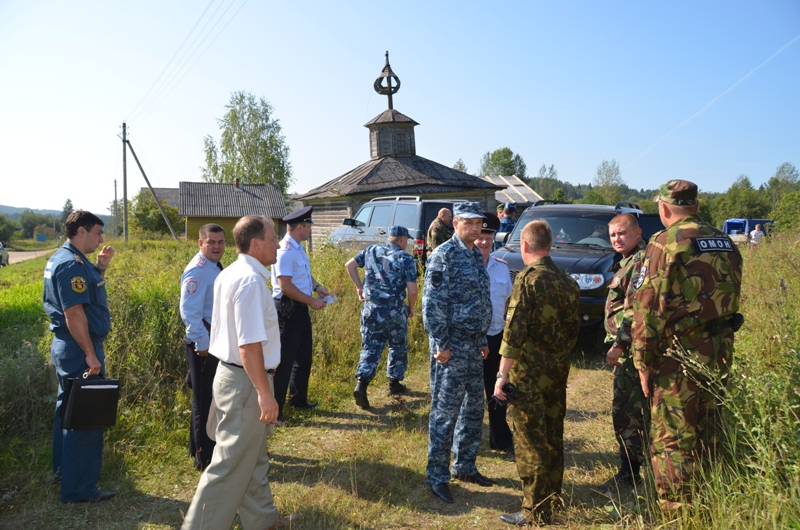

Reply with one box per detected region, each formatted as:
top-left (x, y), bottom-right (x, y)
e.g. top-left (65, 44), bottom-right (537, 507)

top-left (353, 379), bottom-right (370, 409)
top-left (388, 379), bottom-right (407, 396)
top-left (499, 511), bottom-right (528, 526)
top-left (429, 483), bottom-right (453, 503)
top-left (77, 490), bottom-right (116, 503)
top-left (455, 471), bottom-right (495, 487)
top-left (292, 401), bottom-right (317, 409)
top-left (598, 462), bottom-right (641, 492)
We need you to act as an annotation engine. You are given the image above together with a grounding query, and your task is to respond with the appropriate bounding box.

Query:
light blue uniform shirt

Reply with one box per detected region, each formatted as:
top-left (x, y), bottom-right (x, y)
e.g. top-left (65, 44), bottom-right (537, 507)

top-left (271, 234), bottom-right (313, 299)
top-left (179, 251), bottom-right (221, 351)
top-left (485, 255), bottom-right (512, 335)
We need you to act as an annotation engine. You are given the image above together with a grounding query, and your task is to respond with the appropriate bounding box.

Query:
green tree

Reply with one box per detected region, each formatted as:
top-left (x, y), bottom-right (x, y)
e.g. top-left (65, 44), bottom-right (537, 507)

top-left (771, 191), bottom-right (800, 232)
top-left (764, 162), bottom-right (799, 210)
top-left (130, 191), bottom-right (183, 236)
top-left (18, 210), bottom-right (55, 239)
top-left (453, 159), bottom-right (469, 173)
top-left (579, 189), bottom-right (604, 205)
top-left (479, 147), bottom-right (527, 179)
top-left (0, 214), bottom-right (17, 242)
top-left (552, 188), bottom-right (567, 202)
top-left (202, 91), bottom-right (293, 195)
top-left (60, 199), bottom-right (74, 228)
top-left (711, 175), bottom-right (771, 227)
top-left (33, 224), bottom-right (57, 240)
top-left (593, 159), bottom-right (624, 205)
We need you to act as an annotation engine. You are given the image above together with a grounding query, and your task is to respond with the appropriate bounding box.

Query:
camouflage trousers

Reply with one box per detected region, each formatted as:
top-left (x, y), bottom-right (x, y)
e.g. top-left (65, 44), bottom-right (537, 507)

top-left (509, 370), bottom-right (569, 519)
top-left (355, 302), bottom-right (409, 382)
top-left (649, 340), bottom-right (731, 503)
top-left (427, 336), bottom-right (485, 485)
top-left (612, 356), bottom-right (649, 467)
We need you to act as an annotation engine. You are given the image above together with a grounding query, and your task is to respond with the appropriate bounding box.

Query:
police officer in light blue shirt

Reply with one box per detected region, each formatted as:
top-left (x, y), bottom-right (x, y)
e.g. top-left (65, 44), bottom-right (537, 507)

top-left (43, 210), bottom-right (116, 503)
top-left (271, 206), bottom-right (331, 424)
top-left (475, 212), bottom-right (514, 453)
top-left (423, 201), bottom-right (495, 503)
top-left (179, 223), bottom-right (225, 470)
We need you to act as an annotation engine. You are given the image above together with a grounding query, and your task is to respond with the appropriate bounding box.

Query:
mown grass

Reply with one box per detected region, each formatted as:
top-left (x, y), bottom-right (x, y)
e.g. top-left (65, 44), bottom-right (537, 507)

top-left (0, 235), bottom-right (798, 529)
top-left (5, 239), bottom-right (59, 252)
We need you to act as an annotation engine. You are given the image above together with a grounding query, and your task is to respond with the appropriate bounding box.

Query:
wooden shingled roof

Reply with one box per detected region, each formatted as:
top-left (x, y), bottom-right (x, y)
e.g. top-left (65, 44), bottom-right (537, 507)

top-left (179, 181), bottom-right (287, 218)
top-left (479, 174), bottom-right (544, 205)
top-left (297, 155), bottom-right (501, 201)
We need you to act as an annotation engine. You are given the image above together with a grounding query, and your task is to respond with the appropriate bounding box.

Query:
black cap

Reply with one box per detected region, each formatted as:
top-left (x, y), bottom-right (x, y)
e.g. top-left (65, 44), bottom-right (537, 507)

top-left (481, 211), bottom-right (500, 233)
top-left (282, 205), bottom-right (314, 224)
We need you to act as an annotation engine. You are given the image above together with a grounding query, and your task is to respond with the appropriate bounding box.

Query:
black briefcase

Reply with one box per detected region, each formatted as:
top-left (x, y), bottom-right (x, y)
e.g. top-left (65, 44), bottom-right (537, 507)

top-left (61, 375), bottom-right (120, 431)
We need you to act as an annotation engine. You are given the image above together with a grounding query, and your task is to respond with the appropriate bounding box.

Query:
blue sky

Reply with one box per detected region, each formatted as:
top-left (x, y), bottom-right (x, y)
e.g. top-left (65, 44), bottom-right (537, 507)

top-left (1, 0), bottom-right (798, 214)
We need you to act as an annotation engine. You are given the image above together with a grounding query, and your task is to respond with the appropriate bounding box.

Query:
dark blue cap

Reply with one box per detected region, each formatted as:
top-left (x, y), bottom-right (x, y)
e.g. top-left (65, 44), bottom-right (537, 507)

top-left (504, 202), bottom-right (517, 210)
top-left (282, 206), bottom-right (313, 224)
top-left (389, 225), bottom-right (409, 237)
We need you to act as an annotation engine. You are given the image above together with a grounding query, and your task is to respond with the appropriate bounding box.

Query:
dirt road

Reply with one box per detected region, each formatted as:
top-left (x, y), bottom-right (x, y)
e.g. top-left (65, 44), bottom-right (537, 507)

top-left (8, 249), bottom-right (57, 265)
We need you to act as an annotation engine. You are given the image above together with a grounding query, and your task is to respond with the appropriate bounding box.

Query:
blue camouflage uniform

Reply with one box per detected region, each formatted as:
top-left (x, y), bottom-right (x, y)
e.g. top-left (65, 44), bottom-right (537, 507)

top-left (423, 229), bottom-right (492, 485)
top-left (353, 242), bottom-right (418, 381)
top-left (43, 242), bottom-right (111, 503)
top-left (499, 216), bottom-right (516, 234)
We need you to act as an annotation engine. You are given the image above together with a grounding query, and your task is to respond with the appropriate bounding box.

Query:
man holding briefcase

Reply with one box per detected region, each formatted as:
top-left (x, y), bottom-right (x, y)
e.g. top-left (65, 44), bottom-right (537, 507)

top-left (43, 210), bottom-right (116, 503)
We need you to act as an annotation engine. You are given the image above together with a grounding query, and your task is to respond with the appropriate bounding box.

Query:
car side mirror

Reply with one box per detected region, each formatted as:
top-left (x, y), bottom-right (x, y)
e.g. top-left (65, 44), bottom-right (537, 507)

top-left (343, 218), bottom-right (356, 226)
top-left (495, 232), bottom-right (509, 245)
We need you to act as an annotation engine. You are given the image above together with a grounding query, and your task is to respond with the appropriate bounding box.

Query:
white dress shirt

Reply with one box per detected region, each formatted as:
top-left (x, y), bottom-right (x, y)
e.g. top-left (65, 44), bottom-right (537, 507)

top-left (209, 253), bottom-right (280, 369)
top-left (271, 234), bottom-right (313, 299)
top-left (486, 255), bottom-right (512, 336)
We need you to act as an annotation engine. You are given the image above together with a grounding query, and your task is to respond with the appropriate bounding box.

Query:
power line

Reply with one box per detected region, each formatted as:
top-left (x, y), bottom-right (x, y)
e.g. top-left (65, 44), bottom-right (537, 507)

top-left (136, 0), bottom-right (248, 127)
top-left (127, 0), bottom-right (217, 121)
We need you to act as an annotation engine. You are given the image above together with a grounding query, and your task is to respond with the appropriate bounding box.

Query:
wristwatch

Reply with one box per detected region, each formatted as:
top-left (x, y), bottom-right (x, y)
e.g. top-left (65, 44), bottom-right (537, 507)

top-left (496, 372), bottom-right (508, 379)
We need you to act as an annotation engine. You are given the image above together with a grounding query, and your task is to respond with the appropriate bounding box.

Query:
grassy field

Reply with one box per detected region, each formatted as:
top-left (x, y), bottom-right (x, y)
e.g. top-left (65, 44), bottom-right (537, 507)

top-left (0, 236), bottom-right (798, 529)
top-left (5, 239), bottom-right (61, 252)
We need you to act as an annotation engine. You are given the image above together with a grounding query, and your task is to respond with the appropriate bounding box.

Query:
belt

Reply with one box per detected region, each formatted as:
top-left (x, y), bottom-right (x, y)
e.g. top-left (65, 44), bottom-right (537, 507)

top-left (221, 361), bottom-right (275, 373)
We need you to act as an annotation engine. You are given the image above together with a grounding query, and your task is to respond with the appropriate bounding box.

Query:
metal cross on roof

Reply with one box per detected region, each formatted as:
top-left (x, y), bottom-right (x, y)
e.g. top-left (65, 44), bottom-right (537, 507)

top-left (373, 51), bottom-right (401, 110)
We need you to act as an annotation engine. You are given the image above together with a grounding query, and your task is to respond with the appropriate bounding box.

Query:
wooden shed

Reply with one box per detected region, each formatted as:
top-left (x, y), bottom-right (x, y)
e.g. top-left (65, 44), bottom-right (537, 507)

top-left (179, 181), bottom-right (288, 241)
top-left (296, 54), bottom-right (502, 249)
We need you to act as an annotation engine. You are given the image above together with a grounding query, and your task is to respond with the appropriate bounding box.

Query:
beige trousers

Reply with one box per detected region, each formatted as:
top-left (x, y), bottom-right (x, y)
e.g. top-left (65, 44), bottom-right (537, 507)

top-left (182, 363), bottom-right (279, 530)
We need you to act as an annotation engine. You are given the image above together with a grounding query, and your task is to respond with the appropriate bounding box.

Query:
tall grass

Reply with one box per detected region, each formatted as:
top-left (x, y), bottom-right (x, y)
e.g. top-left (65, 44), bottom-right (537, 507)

top-left (0, 235), bottom-right (798, 528)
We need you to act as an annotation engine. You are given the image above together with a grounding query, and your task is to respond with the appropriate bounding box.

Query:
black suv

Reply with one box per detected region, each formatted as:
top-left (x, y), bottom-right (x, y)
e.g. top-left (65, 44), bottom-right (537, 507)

top-left (492, 201), bottom-right (663, 354)
top-left (328, 196), bottom-right (461, 264)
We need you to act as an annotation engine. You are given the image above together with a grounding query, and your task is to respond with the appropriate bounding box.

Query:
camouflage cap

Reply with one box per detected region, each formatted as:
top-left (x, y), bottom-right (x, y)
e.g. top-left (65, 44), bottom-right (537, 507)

top-left (453, 201), bottom-right (485, 219)
top-left (388, 225), bottom-right (409, 237)
top-left (653, 180), bottom-right (698, 205)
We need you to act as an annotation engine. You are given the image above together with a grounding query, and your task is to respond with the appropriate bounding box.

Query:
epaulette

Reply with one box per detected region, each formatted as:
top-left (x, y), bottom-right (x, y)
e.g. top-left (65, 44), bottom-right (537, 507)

top-left (197, 256), bottom-right (206, 268)
top-left (492, 256), bottom-right (508, 265)
top-left (73, 253), bottom-right (84, 264)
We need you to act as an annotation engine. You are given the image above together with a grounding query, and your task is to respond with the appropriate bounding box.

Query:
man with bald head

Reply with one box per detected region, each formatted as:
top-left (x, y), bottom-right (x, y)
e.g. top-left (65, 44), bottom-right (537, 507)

top-left (426, 207), bottom-right (453, 259)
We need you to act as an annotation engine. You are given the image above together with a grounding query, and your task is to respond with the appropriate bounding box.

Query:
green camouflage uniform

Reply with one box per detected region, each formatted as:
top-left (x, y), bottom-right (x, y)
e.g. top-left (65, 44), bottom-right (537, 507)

top-left (604, 239), bottom-right (649, 470)
top-left (426, 218), bottom-right (453, 258)
top-left (632, 198), bottom-right (742, 504)
top-left (500, 255), bottom-right (580, 520)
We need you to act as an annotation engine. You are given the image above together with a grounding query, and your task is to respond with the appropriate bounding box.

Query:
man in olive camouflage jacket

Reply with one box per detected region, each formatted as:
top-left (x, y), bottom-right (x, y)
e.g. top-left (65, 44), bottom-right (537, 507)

top-left (600, 213), bottom-right (649, 491)
top-left (425, 208), bottom-right (453, 258)
top-left (632, 180), bottom-right (742, 512)
top-left (494, 220), bottom-right (580, 527)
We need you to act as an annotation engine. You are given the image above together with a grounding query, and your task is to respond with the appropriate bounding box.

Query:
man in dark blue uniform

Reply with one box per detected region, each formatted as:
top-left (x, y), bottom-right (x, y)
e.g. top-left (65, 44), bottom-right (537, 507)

top-left (498, 202), bottom-right (517, 234)
top-left (43, 210), bottom-right (116, 503)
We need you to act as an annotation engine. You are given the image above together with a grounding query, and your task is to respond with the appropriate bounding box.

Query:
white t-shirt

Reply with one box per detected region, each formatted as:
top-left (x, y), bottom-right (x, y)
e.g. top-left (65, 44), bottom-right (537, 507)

top-left (209, 253), bottom-right (280, 369)
top-left (749, 229), bottom-right (764, 243)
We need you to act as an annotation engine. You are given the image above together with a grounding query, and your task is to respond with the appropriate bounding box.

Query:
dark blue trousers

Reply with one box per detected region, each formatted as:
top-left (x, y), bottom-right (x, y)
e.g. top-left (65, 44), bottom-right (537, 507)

top-left (51, 333), bottom-right (106, 503)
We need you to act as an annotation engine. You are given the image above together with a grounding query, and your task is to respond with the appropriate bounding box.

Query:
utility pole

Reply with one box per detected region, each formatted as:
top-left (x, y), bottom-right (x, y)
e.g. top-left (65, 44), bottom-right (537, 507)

top-left (122, 122), bottom-right (128, 242)
top-left (114, 179), bottom-right (118, 237)
top-left (126, 140), bottom-right (179, 241)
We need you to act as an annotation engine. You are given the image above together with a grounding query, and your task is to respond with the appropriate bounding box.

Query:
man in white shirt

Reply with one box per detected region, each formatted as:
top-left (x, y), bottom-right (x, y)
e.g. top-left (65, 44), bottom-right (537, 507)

top-left (182, 216), bottom-right (298, 530)
top-left (749, 223), bottom-right (765, 244)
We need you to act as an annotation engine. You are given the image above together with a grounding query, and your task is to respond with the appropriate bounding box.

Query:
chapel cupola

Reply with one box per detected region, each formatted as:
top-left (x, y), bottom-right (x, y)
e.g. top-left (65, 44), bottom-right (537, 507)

top-left (365, 51), bottom-right (418, 159)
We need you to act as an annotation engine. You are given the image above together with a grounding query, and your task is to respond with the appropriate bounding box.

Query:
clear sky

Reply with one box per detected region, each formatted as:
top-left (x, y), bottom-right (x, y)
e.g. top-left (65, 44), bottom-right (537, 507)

top-left (1, 0), bottom-right (798, 214)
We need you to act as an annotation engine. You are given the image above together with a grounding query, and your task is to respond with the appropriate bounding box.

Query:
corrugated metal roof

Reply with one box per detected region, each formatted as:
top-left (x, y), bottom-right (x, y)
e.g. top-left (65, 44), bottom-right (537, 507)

top-left (479, 175), bottom-right (543, 205)
top-left (297, 155), bottom-right (502, 201)
top-left (138, 187), bottom-right (180, 209)
top-left (179, 182), bottom-right (287, 218)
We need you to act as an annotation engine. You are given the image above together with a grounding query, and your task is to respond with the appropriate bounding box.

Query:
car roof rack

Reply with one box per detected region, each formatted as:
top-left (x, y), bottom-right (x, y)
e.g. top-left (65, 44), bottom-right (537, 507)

top-left (369, 196), bottom-right (421, 202)
top-left (614, 201), bottom-right (641, 211)
top-left (532, 200), bottom-right (567, 206)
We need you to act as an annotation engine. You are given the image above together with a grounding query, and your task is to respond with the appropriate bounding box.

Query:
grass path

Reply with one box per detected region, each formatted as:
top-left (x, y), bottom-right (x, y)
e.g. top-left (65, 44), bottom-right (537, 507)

top-left (1, 353), bottom-right (643, 530)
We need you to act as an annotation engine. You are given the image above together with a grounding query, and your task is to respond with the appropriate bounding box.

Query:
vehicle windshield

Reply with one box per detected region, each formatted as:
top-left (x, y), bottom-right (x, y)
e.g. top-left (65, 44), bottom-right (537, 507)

top-left (508, 211), bottom-right (616, 249)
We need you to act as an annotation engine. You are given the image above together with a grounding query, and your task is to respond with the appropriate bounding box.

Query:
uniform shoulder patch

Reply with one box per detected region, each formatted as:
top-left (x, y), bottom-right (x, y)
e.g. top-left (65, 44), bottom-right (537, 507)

top-left (197, 257), bottom-right (206, 268)
top-left (492, 256), bottom-right (508, 265)
top-left (694, 237), bottom-right (734, 253)
top-left (185, 279), bottom-right (198, 294)
top-left (71, 276), bottom-right (87, 293)
top-left (633, 266), bottom-right (646, 290)
top-left (73, 253), bottom-right (84, 265)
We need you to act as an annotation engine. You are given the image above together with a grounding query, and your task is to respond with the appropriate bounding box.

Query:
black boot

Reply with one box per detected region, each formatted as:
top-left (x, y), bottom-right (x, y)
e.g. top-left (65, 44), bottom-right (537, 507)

top-left (353, 379), bottom-right (370, 409)
top-left (598, 459), bottom-right (636, 492)
top-left (388, 379), bottom-right (407, 396)
top-left (629, 461), bottom-right (642, 486)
